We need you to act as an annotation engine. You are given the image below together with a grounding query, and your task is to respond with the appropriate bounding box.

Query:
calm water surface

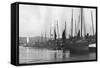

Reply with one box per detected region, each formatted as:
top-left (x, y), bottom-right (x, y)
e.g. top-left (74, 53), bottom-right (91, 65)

top-left (19, 45), bottom-right (96, 64)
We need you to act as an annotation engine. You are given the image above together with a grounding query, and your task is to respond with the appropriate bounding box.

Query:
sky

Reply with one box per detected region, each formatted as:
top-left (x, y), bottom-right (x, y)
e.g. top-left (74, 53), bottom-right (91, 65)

top-left (19, 4), bottom-right (96, 38)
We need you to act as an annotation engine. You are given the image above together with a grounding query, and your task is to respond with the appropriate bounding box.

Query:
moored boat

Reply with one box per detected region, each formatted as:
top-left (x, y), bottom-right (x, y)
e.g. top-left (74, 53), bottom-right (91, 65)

top-left (62, 8), bottom-right (89, 54)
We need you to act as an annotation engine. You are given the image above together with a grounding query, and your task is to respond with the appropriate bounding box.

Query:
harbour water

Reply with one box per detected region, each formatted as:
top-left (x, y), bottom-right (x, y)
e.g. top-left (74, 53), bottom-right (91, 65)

top-left (19, 44), bottom-right (96, 64)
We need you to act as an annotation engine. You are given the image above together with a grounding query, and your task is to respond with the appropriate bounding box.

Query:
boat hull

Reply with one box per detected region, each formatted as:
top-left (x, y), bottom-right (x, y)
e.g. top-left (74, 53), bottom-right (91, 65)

top-left (64, 40), bottom-right (89, 54)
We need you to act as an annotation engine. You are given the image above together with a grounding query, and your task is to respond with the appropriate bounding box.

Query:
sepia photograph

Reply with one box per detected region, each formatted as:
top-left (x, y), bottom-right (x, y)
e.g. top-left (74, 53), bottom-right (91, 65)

top-left (18, 3), bottom-right (97, 64)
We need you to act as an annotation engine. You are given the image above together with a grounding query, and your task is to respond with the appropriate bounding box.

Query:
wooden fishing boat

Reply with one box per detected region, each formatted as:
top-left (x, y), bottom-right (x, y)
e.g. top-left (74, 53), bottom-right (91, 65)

top-left (62, 8), bottom-right (89, 54)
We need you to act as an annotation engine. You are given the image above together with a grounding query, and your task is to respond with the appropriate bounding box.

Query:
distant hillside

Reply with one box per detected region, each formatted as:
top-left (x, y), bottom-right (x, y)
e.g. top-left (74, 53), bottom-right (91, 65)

top-left (19, 36), bottom-right (50, 44)
top-left (29, 36), bottom-right (50, 43)
top-left (19, 37), bottom-right (27, 44)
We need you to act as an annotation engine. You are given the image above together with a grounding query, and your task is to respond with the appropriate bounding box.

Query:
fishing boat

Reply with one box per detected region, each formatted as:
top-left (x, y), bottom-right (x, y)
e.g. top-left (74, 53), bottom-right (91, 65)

top-left (84, 10), bottom-right (96, 52)
top-left (85, 11), bottom-right (96, 44)
top-left (63, 8), bottom-right (89, 54)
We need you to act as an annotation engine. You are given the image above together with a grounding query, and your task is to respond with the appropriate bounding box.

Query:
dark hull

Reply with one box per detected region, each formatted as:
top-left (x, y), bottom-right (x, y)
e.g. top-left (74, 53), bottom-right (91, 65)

top-left (24, 39), bottom-right (90, 54)
top-left (64, 40), bottom-right (89, 54)
top-left (89, 47), bottom-right (96, 52)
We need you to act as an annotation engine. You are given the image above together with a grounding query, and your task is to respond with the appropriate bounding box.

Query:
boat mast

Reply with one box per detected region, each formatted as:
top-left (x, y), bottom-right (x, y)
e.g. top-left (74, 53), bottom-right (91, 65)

top-left (91, 10), bottom-right (94, 35)
top-left (75, 20), bottom-right (77, 36)
top-left (84, 22), bottom-right (86, 37)
top-left (71, 9), bottom-right (73, 37)
top-left (50, 24), bottom-right (51, 39)
top-left (57, 20), bottom-right (59, 39)
top-left (83, 15), bottom-right (86, 37)
top-left (65, 21), bottom-right (66, 38)
top-left (54, 24), bottom-right (57, 40)
top-left (77, 14), bottom-right (80, 37)
top-left (62, 22), bottom-right (66, 40)
top-left (81, 8), bottom-right (83, 37)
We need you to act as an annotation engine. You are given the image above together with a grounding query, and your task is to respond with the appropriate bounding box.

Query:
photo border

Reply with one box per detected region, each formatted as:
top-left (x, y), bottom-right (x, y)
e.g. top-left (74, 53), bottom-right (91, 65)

top-left (11, 2), bottom-right (98, 66)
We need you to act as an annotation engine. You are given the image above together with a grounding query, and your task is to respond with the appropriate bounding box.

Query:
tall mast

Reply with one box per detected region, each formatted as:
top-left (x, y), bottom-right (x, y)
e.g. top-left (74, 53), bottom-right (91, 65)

top-left (57, 20), bottom-right (59, 38)
top-left (62, 22), bottom-right (66, 40)
top-left (83, 14), bottom-right (86, 37)
top-left (91, 10), bottom-right (94, 35)
top-left (50, 24), bottom-right (51, 39)
top-left (81, 8), bottom-right (83, 37)
top-left (54, 24), bottom-right (57, 40)
top-left (80, 8), bottom-right (87, 37)
top-left (84, 20), bottom-right (86, 36)
top-left (65, 21), bottom-right (66, 37)
top-left (75, 20), bottom-right (77, 36)
top-left (71, 9), bottom-right (73, 37)
top-left (77, 14), bottom-right (80, 37)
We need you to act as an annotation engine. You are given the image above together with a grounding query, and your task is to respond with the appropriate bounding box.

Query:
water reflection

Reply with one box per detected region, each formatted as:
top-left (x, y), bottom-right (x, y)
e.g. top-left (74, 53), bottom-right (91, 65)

top-left (19, 46), bottom-right (96, 64)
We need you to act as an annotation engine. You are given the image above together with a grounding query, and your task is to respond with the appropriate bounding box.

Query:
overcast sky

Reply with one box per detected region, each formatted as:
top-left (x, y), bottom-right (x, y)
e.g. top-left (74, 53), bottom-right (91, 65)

top-left (19, 4), bottom-right (96, 38)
